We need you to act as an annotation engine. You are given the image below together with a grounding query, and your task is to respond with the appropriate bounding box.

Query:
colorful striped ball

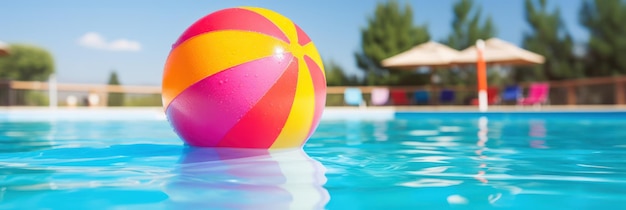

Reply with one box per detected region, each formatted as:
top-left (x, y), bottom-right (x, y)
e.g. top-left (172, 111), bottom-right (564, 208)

top-left (162, 7), bottom-right (326, 149)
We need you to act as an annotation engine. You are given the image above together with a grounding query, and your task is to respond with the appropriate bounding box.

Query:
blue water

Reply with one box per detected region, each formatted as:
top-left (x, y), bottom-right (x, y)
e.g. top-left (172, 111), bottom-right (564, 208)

top-left (1, 109), bottom-right (626, 209)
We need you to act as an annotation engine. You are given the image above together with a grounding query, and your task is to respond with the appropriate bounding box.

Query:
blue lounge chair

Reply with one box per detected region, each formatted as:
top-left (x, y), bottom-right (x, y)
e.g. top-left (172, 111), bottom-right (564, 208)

top-left (344, 88), bottom-right (364, 107)
top-left (501, 85), bottom-right (522, 104)
top-left (413, 90), bottom-right (430, 105)
top-left (439, 89), bottom-right (455, 104)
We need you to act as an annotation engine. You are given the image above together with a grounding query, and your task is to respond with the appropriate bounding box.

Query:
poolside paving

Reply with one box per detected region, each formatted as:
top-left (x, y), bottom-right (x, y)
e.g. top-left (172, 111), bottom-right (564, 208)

top-left (327, 105), bottom-right (626, 112)
top-left (2, 105), bottom-right (626, 112)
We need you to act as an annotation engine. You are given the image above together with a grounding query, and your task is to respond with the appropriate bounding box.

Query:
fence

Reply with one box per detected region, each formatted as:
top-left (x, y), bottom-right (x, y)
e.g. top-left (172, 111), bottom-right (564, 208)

top-left (1, 75), bottom-right (625, 107)
top-left (326, 75), bottom-right (626, 106)
top-left (0, 80), bottom-right (161, 107)
top-left (548, 76), bottom-right (626, 105)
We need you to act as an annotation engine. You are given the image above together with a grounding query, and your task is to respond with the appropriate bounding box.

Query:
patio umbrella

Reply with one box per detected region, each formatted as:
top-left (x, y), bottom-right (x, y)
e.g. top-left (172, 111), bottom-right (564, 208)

top-left (453, 38), bottom-right (545, 65)
top-left (381, 41), bottom-right (461, 106)
top-left (453, 38), bottom-right (545, 112)
top-left (381, 41), bottom-right (460, 69)
top-left (0, 41), bottom-right (9, 56)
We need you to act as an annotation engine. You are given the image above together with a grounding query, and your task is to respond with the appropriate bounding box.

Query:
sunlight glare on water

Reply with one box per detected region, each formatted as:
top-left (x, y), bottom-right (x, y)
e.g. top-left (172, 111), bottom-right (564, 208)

top-left (308, 112), bottom-right (626, 209)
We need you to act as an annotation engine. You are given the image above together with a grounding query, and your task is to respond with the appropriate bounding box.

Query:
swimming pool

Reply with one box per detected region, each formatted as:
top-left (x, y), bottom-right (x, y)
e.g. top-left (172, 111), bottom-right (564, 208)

top-left (1, 108), bottom-right (625, 209)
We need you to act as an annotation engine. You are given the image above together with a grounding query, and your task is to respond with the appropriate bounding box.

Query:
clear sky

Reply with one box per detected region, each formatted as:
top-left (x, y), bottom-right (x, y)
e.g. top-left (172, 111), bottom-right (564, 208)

top-left (1, 0), bottom-right (586, 85)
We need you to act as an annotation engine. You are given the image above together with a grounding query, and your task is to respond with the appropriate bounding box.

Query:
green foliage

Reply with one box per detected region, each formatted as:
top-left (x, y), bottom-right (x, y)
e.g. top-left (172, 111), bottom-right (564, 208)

top-left (324, 60), bottom-right (361, 86)
top-left (446, 0), bottom-right (496, 50)
top-left (579, 0), bottom-right (626, 77)
top-left (123, 94), bottom-right (162, 107)
top-left (24, 90), bottom-right (49, 106)
top-left (519, 0), bottom-right (583, 82)
top-left (325, 94), bottom-right (344, 106)
top-left (106, 71), bottom-right (125, 106)
top-left (362, 70), bottom-right (429, 86)
top-left (354, 0), bottom-right (430, 85)
top-left (0, 81), bottom-right (9, 106)
top-left (438, 0), bottom-right (496, 87)
top-left (10, 90), bottom-right (49, 106)
top-left (0, 43), bottom-right (54, 81)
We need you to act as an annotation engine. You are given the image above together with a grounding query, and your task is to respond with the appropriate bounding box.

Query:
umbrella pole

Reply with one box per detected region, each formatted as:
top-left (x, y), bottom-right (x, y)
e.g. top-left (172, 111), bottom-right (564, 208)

top-left (476, 40), bottom-right (488, 112)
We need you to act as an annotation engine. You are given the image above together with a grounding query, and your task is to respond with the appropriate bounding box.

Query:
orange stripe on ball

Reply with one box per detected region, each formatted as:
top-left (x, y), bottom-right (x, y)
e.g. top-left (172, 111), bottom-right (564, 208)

top-left (162, 31), bottom-right (289, 109)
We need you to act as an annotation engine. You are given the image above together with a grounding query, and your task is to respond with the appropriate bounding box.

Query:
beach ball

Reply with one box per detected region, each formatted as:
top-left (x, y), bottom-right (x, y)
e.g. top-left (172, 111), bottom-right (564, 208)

top-left (162, 7), bottom-right (326, 149)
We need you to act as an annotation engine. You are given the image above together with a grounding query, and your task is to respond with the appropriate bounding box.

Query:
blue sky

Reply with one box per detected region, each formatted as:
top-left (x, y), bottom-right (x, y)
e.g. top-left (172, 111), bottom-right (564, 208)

top-left (1, 0), bottom-right (586, 85)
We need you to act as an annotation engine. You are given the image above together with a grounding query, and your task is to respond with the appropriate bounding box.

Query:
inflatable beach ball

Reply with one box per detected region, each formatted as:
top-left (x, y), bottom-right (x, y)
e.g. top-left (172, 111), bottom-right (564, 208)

top-left (162, 7), bottom-right (326, 149)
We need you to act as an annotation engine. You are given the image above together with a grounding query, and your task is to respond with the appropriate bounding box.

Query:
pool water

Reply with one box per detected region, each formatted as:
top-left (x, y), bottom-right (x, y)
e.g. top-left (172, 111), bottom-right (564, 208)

top-left (1, 109), bottom-right (626, 209)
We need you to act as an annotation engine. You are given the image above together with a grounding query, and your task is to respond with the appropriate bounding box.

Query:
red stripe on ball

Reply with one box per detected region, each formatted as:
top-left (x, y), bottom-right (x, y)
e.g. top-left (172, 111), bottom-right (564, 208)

top-left (295, 24), bottom-right (312, 46)
top-left (171, 8), bottom-right (289, 49)
top-left (304, 55), bottom-right (326, 141)
top-left (217, 57), bottom-right (299, 148)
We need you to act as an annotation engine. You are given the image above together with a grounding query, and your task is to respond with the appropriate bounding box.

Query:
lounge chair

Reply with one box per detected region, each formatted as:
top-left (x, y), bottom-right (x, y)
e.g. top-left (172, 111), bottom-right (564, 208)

top-left (471, 86), bottom-right (500, 105)
top-left (518, 83), bottom-right (550, 106)
top-left (439, 89), bottom-right (455, 105)
top-left (370, 88), bottom-right (389, 106)
top-left (500, 85), bottom-right (522, 104)
top-left (390, 89), bottom-right (410, 105)
top-left (344, 87), bottom-right (365, 107)
top-left (413, 90), bottom-right (430, 105)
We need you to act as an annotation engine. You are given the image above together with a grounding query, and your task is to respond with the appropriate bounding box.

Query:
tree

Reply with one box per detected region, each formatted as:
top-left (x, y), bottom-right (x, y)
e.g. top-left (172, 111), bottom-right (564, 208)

top-left (354, 0), bottom-right (430, 85)
top-left (519, 0), bottom-right (583, 82)
top-left (0, 43), bottom-right (54, 81)
top-left (324, 60), bottom-right (360, 86)
top-left (440, 0), bottom-right (496, 87)
top-left (446, 0), bottom-right (496, 50)
top-left (579, 0), bottom-right (626, 77)
top-left (107, 71), bottom-right (125, 106)
top-left (0, 43), bottom-right (54, 106)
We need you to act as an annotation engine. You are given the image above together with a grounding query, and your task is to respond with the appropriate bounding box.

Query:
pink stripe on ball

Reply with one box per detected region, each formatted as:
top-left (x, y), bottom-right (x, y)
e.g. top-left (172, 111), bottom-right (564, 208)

top-left (166, 53), bottom-right (294, 147)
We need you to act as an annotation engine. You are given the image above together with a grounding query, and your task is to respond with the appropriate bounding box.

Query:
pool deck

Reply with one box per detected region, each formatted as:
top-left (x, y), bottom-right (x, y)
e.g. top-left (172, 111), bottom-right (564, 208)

top-left (323, 105), bottom-right (626, 120)
top-left (327, 104), bottom-right (626, 112)
top-left (1, 105), bottom-right (626, 121)
top-left (1, 105), bottom-right (626, 113)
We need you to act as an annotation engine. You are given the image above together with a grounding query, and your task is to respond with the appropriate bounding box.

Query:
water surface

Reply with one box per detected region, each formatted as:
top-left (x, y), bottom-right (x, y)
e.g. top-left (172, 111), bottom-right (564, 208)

top-left (1, 110), bottom-right (625, 209)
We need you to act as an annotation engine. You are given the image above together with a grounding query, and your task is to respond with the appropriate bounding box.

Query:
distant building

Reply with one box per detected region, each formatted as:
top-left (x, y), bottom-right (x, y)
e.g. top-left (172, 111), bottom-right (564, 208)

top-left (0, 41), bottom-right (9, 56)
